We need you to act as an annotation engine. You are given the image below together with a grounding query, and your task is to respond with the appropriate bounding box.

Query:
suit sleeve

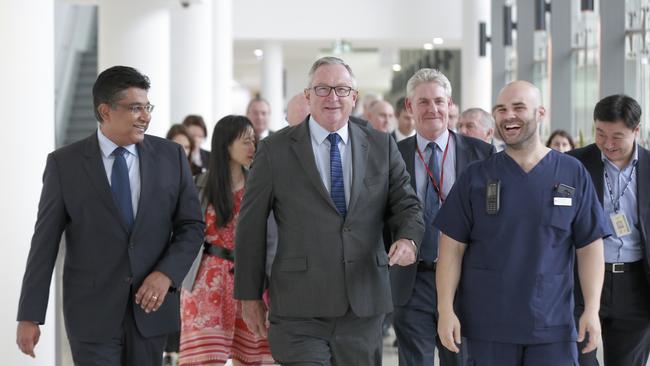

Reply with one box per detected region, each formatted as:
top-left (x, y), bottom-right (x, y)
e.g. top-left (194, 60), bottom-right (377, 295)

top-left (385, 135), bottom-right (425, 248)
top-left (154, 144), bottom-right (205, 288)
top-left (17, 154), bottom-right (67, 324)
top-left (234, 140), bottom-right (274, 300)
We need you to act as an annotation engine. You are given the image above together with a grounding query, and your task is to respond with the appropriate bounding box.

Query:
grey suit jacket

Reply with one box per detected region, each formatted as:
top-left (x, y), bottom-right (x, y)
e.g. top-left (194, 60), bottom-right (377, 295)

top-left (17, 133), bottom-right (205, 342)
top-left (234, 116), bottom-right (424, 318)
top-left (389, 131), bottom-right (495, 306)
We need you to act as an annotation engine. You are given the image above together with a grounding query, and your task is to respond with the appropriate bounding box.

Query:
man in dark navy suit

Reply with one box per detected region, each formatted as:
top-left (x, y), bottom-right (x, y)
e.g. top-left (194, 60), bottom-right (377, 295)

top-left (390, 68), bottom-right (494, 366)
top-left (570, 94), bottom-right (650, 366)
top-left (16, 66), bottom-right (204, 365)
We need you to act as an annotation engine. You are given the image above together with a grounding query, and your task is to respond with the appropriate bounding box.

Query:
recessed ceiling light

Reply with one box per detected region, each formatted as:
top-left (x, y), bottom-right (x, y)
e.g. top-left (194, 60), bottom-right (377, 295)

top-left (423, 43), bottom-right (434, 50)
top-left (433, 37), bottom-right (444, 45)
top-left (392, 64), bottom-right (402, 72)
top-left (253, 49), bottom-right (263, 59)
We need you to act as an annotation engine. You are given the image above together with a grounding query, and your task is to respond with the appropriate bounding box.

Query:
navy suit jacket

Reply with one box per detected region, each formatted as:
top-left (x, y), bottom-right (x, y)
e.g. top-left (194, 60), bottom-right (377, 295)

top-left (569, 143), bottom-right (650, 285)
top-left (389, 131), bottom-right (495, 306)
top-left (17, 132), bottom-right (205, 342)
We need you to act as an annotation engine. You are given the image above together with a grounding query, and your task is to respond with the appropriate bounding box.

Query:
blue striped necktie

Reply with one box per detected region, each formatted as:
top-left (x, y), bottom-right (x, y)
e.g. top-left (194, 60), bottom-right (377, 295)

top-left (111, 147), bottom-right (134, 231)
top-left (328, 133), bottom-right (347, 217)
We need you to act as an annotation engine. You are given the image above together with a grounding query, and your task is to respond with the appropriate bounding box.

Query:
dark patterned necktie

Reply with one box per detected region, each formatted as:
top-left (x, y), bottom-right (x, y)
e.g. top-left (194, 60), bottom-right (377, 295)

top-left (328, 133), bottom-right (347, 217)
top-left (111, 147), bottom-right (134, 231)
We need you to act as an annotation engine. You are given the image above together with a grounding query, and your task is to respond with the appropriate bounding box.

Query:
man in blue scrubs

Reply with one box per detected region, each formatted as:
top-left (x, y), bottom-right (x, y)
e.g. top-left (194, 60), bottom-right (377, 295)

top-left (435, 80), bottom-right (610, 365)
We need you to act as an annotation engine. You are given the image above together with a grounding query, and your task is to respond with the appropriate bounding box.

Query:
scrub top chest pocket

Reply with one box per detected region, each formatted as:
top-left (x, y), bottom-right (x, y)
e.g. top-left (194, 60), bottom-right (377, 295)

top-left (547, 183), bottom-right (576, 234)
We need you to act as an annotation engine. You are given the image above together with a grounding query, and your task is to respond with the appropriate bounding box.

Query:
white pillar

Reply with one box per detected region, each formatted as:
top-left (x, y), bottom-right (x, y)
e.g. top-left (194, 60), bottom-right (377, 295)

top-left (0, 1), bottom-right (56, 365)
top-left (170, 1), bottom-right (213, 125)
top-left (213, 0), bottom-right (233, 122)
top-left (461, 0), bottom-right (492, 111)
top-left (261, 41), bottom-right (285, 131)
top-left (98, 0), bottom-right (171, 138)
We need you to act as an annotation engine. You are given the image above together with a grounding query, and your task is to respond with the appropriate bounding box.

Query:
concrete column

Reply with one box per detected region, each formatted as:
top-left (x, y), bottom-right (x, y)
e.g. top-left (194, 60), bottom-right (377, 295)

top-left (170, 1), bottom-right (213, 126)
top-left (98, 0), bottom-right (171, 138)
top-left (491, 0), bottom-right (506, 105)
top-left (261, 41), bottom-right (285, 131)
top-left (550, 0), bottom-right (573, 133)
top-left (0, 1), bottom-right (56, 365)
top-left (461, 0), bottom-right (492, 111)
top-left (517, 0), bottom-right (536, 82)
top-left (213, 0), bottom-right (234, 122)
top-left (600, 0), bottom-right (626, 96)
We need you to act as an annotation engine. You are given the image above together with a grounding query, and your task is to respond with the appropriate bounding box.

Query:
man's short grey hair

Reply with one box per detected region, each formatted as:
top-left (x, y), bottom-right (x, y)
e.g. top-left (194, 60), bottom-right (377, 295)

top-left (406, 68), bottom-right (452, 99)
top-left (461, 107), bottom-right (494, 129)
top-left (307, 56), bottom-right (357, 89)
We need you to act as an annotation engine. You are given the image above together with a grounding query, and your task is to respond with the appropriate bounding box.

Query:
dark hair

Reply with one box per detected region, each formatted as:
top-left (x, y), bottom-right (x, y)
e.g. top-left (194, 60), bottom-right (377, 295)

top-left (166, 124), bottom-right (195, 153)
top-left (546, 129), bottom-right (575, 150)
top-left (206, 115), bottom-right (255, 227)
top-left (593, 94), bottom-right (642, 129)
top-left (92, 66), bottom-right (150, 122)
top-left (182, 115), bottom-right (208, 137)
top-left (394, 97), bottom-right (407, 117)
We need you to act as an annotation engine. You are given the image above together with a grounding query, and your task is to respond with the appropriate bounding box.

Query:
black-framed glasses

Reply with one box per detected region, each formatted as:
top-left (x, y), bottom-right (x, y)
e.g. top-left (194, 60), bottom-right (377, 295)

top-left (310, 85), bottom-right (355, 97)
top-left (113, 103), bottom-right (155, 115)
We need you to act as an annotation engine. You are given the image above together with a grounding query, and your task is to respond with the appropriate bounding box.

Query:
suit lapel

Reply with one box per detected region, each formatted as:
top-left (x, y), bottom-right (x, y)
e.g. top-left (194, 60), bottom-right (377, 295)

top-left (347, 122), bottom-right (369, 215)
top-left (636, 146), bottom-right (650, 251)
top-left (453, 131), bottom-right (471, 177)
top-left (133, 137), bottom-right (154, 233)
top-left (399, 136), bottom-right (417, 192)
top-left (585, 144), bottom-right (605, 206)
top-left (82, 133), bottom-right (129, 233)
top-left (290, 121), bottom-right (339, 211)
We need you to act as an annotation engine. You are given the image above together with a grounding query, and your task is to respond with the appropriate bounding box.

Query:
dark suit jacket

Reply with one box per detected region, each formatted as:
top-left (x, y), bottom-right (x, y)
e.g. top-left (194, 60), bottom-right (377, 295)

top-left (568, 143), bottom-right (650, 285)
top-left (17, 132), bottom-right (205, 342)
top-left (390, 131), bottom-right (495, 306)
top-left (234, 116), bottom-right (424, 318)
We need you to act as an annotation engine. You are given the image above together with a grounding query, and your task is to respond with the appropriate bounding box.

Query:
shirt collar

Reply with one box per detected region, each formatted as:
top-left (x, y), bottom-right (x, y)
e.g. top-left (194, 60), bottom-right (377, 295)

top-left (600, 142), bottom-right (638, 170)
top-left (97, 128), bottom-right (138, 159)
top-left (416, 129), bottom-right (450, 153)
top-left (309, 116), bottom-right (349, 145)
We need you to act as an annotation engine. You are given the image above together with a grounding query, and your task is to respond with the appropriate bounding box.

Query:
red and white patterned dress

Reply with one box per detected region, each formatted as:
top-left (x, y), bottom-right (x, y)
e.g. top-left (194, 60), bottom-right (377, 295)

top-left (179, 188), bottom-right (274, 365)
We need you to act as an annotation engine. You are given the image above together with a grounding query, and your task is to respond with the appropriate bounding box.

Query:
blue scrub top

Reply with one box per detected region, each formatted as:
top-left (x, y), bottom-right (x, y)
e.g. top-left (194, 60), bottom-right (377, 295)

top-left (434, 150), bottom-right (610, 344)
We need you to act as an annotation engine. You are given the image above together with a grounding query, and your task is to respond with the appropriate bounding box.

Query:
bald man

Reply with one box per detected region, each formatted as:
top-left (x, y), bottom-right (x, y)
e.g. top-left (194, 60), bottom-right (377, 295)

top-left (286, 92), bottom-right (310, 126)
top-left (435, 81), bottom-right (609, 365)
top-left (368, 100), bottom-right (395, 133)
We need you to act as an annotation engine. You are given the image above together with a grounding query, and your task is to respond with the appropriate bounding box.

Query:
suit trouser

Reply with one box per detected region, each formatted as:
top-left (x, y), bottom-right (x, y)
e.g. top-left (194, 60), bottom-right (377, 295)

top-left (268, 307), bottom-right (383, 366)
top-left (465, 340), bottom-right (578, 366)
top-left (393, 270), bottom-right (466, 366)
top-left (69, 300), bottom-right (167, 366)
top-left (577, 265), bottom-right (650, 366)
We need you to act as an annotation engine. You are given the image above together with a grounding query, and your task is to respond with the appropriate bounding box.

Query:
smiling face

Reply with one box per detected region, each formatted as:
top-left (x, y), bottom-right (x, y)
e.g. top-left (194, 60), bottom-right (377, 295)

top-left (305, 64), bottom-right (358, 132)
top-left (406, 81), bottom-right (450, 141)
top-left (492, 81), bottom-right (545, 150)
top-left (595, 119), bottom-right (639, 168)
top-left (98, 87), bottom-right (151, 146)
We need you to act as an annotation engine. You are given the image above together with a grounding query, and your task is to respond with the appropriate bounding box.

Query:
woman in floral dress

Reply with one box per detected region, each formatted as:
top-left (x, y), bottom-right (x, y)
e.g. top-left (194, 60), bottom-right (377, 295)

top-left (179, 115), bottom-right (274, 366)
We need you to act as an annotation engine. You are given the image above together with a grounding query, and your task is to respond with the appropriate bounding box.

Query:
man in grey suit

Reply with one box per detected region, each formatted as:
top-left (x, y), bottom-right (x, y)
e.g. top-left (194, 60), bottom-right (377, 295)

top-left (234, 56), bottom-right (424, 365)
top-left (16, 66), bottom-right (204, 365)
top-left (390, 69), bottom-right (494, 366)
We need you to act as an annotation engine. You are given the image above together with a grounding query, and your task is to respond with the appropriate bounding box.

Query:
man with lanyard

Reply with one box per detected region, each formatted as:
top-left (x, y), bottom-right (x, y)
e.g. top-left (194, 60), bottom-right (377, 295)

top-left (389, 68), bottom-right (494, 366)
top-left (435, 80), bottom-right (610, 365)
top-left (569, 94), bottom-right (650, 366)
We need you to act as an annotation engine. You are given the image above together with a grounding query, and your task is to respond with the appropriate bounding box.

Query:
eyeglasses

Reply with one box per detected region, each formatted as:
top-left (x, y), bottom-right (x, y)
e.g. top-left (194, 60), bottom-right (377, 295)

top-left (113, 103), bottom-right (155, 115)
top-left (310, 85), bottom-right (355, 97)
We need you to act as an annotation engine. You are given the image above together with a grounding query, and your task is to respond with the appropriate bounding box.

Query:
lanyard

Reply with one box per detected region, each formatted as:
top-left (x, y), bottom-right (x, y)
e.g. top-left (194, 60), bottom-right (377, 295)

top-left (416, 133), bottom-right (451, 202)
top-left (604, 161), bottom-right (637, 213)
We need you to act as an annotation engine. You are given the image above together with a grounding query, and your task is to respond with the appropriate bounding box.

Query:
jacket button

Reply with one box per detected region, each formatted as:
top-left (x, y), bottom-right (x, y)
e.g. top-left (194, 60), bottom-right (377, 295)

top-left (124, 276), bottom-right (132, 284)
top-left (129, 242), bottom-right (135, 249)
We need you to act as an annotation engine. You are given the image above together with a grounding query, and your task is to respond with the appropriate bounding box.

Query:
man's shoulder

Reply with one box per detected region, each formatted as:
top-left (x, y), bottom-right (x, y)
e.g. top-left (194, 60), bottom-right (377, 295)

top-left (50, 134), bottom-right (95, 160)
top-left (567, 143), bottom-right (598, 161)
top-left (454, 132), bottom-right (494, 154)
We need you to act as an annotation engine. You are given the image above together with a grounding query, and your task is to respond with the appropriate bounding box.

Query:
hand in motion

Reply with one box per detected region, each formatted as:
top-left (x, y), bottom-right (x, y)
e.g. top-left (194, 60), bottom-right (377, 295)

top-left (135, 271), bottom-right (172, 313)
top-left (242, 300), bottom-right (269, 339)
top-left (17, 321), bottom-right (40, 358)
top-left (388, 239), bottom-right (417, 266)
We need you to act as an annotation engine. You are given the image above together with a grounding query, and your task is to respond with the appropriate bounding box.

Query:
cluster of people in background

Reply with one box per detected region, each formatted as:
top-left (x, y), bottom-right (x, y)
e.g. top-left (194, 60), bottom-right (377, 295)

top-left (15, 55), bottom-right (650, 366)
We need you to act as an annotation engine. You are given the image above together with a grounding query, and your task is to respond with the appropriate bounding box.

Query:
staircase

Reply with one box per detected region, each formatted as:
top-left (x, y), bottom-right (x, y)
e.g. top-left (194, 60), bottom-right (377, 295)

top-left (64, 39), bottom-right (98, 146)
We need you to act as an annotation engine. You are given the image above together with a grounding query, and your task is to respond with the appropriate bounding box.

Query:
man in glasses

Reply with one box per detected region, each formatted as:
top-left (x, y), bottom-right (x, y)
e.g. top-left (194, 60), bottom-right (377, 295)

top-left (16, 66), bottom-right (204, 365)
top-left (235, 56), bottom-right (424, 365)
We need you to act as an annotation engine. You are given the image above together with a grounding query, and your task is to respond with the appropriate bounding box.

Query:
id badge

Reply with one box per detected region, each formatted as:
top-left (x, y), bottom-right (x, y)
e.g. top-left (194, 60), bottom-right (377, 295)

top-left (610, 212), bottom-right (632, 237)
